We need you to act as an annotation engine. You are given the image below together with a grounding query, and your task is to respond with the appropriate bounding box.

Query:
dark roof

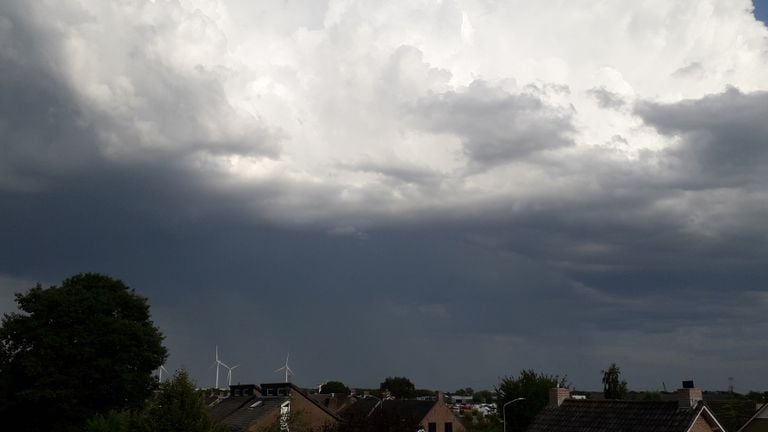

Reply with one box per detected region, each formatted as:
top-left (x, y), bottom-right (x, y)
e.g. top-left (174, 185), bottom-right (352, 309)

top-left (339, 398), bottom-right (436, 422)
top-left (310, 393), bottom-right (358, 413)
top-left (527, 400), bottom-right (704, 432)
top-left (706, 400), bottom-right (759, 432)
top-left (219, 397), bottom-right (288, 432)
top-left (208, 383), bottom-right (342, 432)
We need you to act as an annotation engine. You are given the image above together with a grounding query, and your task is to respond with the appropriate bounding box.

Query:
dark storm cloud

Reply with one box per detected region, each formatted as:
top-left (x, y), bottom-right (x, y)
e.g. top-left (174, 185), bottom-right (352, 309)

top-left (413, 81), bottom-right (575, 170)
top-left (3, 0), bottom-right (768, 392)
top-left (637, 87), bottom-right (768, 187)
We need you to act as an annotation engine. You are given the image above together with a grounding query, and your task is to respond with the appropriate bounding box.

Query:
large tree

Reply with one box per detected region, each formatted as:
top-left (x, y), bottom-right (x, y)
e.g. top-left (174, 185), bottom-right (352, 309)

top-left (495, 370), bottom-right (567, 432)
top-left (601, 363), bottom-right (628, 400)
top-left (0, 273), bottom-right (167, 432)
top-left (320, 380), bottom-right (351, 394)
top-left (380, 376), bottom-right (416, 399)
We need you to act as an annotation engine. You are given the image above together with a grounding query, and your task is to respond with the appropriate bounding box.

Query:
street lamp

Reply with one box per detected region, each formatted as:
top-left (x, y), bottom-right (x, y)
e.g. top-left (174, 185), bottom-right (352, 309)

top-left (503, 397), bottom-right (525, 432)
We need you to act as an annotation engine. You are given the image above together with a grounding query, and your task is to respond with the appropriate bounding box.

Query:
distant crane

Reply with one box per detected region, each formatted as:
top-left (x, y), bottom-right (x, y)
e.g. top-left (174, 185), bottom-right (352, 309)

top-left (274, 353), bottom-right (294, 383)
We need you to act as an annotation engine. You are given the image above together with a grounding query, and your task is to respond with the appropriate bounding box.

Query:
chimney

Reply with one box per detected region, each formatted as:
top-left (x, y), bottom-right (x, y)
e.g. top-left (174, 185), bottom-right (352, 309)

top-left (437, 391), bottom-right (444, 403)
top-left (549, 387), bottom-right (570, 407)
top-left (677, 381), bottom-right (702, 408)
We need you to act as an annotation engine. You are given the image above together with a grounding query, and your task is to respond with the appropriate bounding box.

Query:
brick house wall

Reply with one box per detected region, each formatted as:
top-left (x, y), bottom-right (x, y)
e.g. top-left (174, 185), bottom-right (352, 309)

top-left (689, 414), bottom-right (718, 432)
top-left (421, 398), bottom-right (465, 432)
top-left (247, 390), bottom-right (339, 432)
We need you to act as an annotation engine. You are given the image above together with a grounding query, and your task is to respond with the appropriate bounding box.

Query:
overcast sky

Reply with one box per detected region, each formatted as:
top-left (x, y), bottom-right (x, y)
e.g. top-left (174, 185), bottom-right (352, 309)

top-left (2, 0), bottom-right (768, 393)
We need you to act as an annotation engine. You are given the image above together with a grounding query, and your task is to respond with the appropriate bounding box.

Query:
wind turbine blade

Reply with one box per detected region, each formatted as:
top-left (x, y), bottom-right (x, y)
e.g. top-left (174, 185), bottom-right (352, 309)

top-left (231, 365), bottom-right (240, 370)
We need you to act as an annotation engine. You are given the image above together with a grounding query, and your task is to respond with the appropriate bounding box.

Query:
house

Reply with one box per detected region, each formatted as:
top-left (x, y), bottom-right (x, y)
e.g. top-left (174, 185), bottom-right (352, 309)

top-left (737, 401), bottom-right (768, 432)
top-left (339, 392), bottom-right (465, 432)
top-left (208, 383), bottom-right (341, 432)
top-left (310, 392), bottom-right (359, 413)
top-left (526, 382), bottom-right (726, 432)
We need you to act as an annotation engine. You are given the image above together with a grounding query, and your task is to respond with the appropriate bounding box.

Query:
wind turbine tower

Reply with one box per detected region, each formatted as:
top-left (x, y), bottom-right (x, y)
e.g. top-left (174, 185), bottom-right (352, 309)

top-left (274, 353), bottom-right (294, 383)
top-left (224, 364), bottom-right (240, 386)
top-left (210, 346), bottom-right (224, 389)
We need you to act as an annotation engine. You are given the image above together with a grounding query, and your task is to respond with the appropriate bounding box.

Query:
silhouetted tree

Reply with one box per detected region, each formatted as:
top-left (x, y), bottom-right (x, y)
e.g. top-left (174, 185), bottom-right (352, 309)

top-left (321, 381), bottom-right (351, 394)
top-left (601, 363), bottom-right (628, 399)
top-left (0, 273), bottom-right (167, 432)
top-left (495, 370), bottom-right (567, 432)
top-left (380, 376), bottom-right (417, 399)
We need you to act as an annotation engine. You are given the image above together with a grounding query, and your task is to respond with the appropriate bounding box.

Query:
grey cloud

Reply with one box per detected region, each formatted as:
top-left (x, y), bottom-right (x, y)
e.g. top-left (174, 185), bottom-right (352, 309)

top-left (413, 80), bottom-right (575, 170)
top-left (638, 87), bottom-right (768, 188)
top-left (672, 62), bottom-right (705, 79)
top-left (344, 159), bottom-right (443, 185)
top-left (0, 0), bottom-right (279, 188)
top-left (3, 0), bottom-right (768, 393)
top-left (587, 87), bottom-right (627, 109)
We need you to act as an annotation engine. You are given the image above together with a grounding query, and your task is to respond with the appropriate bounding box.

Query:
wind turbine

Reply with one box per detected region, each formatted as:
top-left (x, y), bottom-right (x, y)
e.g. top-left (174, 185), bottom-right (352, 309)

top-left (209, 346), bottom-right (224, 389)
top-left (274, 353), bottom-right (294, 383)
top-left (157, 365), bottom-right (170, 383)
top-left (223, 364), bottom-right (240, 386)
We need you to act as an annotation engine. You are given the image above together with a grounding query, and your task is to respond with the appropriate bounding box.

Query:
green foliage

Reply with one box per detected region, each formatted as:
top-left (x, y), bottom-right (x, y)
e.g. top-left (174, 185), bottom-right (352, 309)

top-left (746, 391), bottom-right (768, 402)
top-left (415, 388), bottom-right (435, 398)
top-left (85, 370), bottom-right (228, 432)
top-left (320, 380), bottom-right (351, 394)
top-left (640, 391), bottom-right (662, 401)
top-left (143, 370), bottom-right (229, 432)
top-left (601, 363), bottom-right (628, 400)
top-left (455, 387), bottom-right (475, 396)
top-left (0, 273), bottom-right (167, 432)
top-left (85, 410), bottom-right (138, 432)
top-left (495, 369), bottom-right (567, 432)
top-left (380, 376), bottom-right (416, 399)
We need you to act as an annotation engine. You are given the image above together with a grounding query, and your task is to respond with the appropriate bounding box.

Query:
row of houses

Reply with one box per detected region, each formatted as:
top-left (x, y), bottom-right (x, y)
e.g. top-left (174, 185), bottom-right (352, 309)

top-left (207, 381), bottom-right (463, 432)
top-left (206, 381), bottom-right (768, 432)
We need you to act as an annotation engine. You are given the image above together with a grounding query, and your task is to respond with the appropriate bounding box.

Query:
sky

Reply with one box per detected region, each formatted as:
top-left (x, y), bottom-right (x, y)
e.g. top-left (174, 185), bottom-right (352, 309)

top-left (1, 0), bottom-right (768, 393)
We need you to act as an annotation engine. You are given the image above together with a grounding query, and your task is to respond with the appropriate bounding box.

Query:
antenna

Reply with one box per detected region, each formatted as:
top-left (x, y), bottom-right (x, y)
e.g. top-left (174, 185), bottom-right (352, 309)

top-left (728, 377), bottom-right (734, 393)
top-left (274, 353), bottom-right (294, 383)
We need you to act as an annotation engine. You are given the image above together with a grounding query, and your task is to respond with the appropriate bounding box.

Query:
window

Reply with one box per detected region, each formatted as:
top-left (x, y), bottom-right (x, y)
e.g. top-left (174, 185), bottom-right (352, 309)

top-left (428, 422), bottom-right (436, 432)
top-left (445, 422), bottom-right (453, 432)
